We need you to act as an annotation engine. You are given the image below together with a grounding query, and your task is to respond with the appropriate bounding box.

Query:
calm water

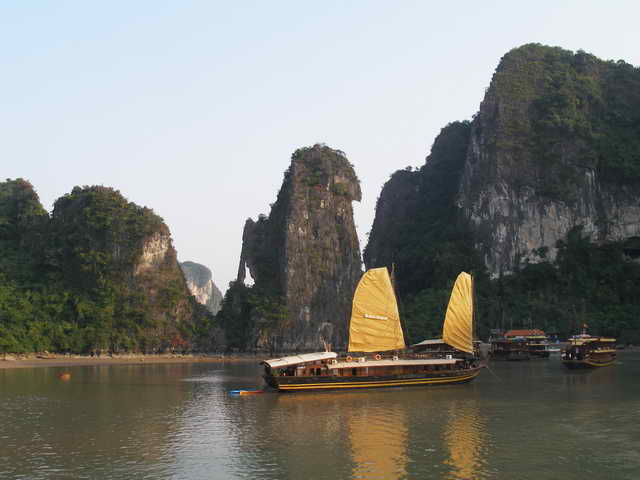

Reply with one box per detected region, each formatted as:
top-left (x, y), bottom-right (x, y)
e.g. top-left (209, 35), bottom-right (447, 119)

top-left (1, 353), bottom-right (640, 480)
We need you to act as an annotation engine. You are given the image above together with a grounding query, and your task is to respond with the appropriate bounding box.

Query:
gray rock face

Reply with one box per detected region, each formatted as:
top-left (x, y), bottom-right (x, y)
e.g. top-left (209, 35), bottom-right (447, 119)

top-left (237, 144), bottom-right (363, 352)
top-left (180, 261), bottom-right (223, 315)
top-left (457, 45), bottom-right (640, 276)
top-left (364, 45), bottom-right (640, 285)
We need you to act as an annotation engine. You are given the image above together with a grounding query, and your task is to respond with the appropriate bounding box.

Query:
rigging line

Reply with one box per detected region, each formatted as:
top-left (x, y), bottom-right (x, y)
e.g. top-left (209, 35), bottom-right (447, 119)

top-left (483, 362), bottom-right (502, 381)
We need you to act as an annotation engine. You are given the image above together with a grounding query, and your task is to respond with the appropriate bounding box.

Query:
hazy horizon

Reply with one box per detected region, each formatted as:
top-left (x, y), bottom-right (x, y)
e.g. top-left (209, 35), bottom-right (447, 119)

top-left (4, 1), bottom-right (639, 292)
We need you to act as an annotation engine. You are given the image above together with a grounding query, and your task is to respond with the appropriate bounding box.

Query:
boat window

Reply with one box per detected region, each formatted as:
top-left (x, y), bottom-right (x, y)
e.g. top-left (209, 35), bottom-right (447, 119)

top-left (352, 368), bottom-right (358, 376)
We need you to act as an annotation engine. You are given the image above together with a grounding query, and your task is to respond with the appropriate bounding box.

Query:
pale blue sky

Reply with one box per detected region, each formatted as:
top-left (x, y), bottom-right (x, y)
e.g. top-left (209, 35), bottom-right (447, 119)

top-left (3, 1), bottom-right (639, 291)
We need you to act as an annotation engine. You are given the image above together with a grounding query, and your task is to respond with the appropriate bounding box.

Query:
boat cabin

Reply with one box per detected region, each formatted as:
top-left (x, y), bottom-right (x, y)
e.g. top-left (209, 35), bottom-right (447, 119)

top-left (562, 335), bottom-right (617, 368)
top-left (261, 352), bottom-right (468, 379)
top-left (259, 269), bottom-right (482, 392)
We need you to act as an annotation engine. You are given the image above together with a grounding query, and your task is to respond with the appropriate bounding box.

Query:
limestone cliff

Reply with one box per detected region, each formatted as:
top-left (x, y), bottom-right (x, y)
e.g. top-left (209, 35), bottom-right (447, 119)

top-left (231, 144), bottom-right (362, 352)
top-left (367, 45), bottom-right (640, 284)
top-left (363, 45), bottom-right (640, 342)
top-left (459, 44), bottom-right (640, 276)
top-left (180, 261), bottom-right (223, 314)
top-left (51, 187), bottom-right (201, 343)
top-left (363, 168), bottom-right (421, 271)
top-left (363, 121), bottom-right (477, 297)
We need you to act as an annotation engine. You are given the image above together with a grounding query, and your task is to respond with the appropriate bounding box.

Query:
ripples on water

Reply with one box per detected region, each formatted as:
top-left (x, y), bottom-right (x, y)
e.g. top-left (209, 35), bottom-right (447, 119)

top-left (1, 355), bottom-right (640, 479)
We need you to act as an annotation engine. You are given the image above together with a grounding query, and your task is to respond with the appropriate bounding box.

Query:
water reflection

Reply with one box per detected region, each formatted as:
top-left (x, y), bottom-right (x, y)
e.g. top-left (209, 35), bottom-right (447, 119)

top-left (3, 356), bottom-right (640, 480)
top-left (349, 405), bottom-right (407, 480)
top-left (266, 391), bottom-right (409, 480)
top-left (443, 401), bottom-right (487, 480)
top-left (0, 364), bottom-right (196, 479)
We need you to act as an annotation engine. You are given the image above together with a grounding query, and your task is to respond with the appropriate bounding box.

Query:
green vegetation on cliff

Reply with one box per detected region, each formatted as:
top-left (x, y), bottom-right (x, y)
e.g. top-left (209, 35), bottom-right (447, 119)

top-left (488, 43), bottom-right (640, 201)
top-left (485, 228), bottom-right (640, 342)
top-left (0, 180), bottom-right (215, 354)
top-left (366, 44), bottom-right (640, 344)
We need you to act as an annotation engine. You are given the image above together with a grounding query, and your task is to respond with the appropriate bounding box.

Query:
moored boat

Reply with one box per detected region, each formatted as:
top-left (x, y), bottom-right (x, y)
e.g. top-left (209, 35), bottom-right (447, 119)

top-left (562, 329), bottom-right (616, 369)
top-left (261, 269), bottom-right (482, 392)
top-left (488, 338), bottom-right (530, 361)
top-left (525, 335), bottom-right (551, 358)
top-left (505, 329), bottom-right (550, 359)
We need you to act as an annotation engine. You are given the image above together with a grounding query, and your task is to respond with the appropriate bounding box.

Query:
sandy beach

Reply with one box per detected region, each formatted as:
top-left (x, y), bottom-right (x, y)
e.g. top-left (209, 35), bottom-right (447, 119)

top-left (0, 353), bottom-right (260, 369)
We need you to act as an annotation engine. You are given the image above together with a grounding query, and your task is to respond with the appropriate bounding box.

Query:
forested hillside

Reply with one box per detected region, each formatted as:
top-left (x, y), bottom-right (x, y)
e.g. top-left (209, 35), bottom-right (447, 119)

top-left (0, 180), bottom-right (215, 354)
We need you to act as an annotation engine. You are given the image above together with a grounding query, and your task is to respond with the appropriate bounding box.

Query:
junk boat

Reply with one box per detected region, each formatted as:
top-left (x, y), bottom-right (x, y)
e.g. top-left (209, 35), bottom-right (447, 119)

top-left (260, 269), bottom-right (482, 392)
top-left (562, 327), bottom-right (616, 369)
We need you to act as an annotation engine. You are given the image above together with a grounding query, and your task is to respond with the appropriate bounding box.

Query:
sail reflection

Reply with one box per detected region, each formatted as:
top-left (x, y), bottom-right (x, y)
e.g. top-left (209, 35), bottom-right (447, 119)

top-left (271, 392), bottom-right (408, 480)
top-left (349, 405), bottom-right (408, 480)
top-left (443, 401), bottom-right (487, 480)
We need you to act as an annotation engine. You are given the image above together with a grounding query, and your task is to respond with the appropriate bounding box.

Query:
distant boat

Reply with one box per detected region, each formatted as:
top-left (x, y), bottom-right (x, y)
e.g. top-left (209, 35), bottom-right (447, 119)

top-left (524, 335), bottom-right (551, 359)
top-left (506, 329), bottom-right (551, 359)
top-left (57, 372), bottom-right (72, 381)
top-left (488, 337), bottom-right (530, 361)
top-left (490, 329), bottom-right (554, 360)
top-left (260, 269), bottom-right (482, 392)
top-left (562, 328), bottom-right (616, 368)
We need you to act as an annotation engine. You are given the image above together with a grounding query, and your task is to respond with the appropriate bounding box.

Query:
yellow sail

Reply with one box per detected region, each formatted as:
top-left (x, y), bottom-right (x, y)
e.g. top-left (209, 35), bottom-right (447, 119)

top-left (442, 272), bottom-right (474, 354)
top-left (348, 267), bottom-right (405, 352)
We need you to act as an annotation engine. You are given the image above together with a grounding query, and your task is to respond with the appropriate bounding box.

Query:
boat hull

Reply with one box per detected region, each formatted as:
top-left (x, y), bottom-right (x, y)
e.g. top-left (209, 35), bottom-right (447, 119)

top-left (264, 368), bottom-right (481, 392)
top-left (562, 358), bottom-right (616, 369)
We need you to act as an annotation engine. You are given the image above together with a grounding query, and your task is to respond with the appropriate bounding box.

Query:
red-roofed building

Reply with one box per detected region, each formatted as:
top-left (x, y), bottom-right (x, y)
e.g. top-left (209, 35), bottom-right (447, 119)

top-left (505, 329), bottom-right (546, 338)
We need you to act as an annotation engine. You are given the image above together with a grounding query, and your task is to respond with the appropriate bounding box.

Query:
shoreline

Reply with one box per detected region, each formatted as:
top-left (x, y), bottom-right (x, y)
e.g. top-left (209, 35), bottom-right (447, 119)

top-left (0, 353), bottom-right (261, 370)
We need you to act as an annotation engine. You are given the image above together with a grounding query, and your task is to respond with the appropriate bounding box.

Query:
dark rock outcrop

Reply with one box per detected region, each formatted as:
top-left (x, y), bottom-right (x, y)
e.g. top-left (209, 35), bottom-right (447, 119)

top-left (363, 167), bottom-right (422, 271)
top-left (233, 144), bottom-right (362, 352)
top-left (364, 121), bottom-right (476, 296)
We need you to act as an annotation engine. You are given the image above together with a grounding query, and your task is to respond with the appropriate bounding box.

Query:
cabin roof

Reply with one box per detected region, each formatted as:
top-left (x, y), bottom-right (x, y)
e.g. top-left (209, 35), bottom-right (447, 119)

top-left (505, 329), bottom-right (546, 337)
top-left (326, 358), bottom-right (460, 369)
top-left (261, 352), bottom-right (337, 368)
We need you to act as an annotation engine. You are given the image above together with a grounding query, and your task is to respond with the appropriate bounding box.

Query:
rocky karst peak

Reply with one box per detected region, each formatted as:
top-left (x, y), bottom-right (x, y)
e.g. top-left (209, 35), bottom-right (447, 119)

top-left (230, 144), bottom-right (363, 352)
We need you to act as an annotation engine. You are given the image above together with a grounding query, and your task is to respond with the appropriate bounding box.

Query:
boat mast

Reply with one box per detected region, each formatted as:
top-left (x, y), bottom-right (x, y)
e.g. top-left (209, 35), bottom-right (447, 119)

top-left (471, 273), bottom-right (477, 356)
top-left (390, 263), bottom-right (407, 350)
